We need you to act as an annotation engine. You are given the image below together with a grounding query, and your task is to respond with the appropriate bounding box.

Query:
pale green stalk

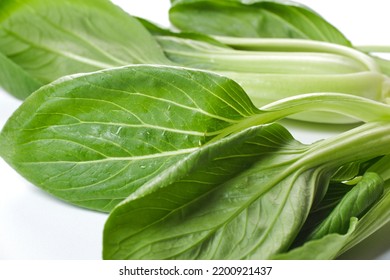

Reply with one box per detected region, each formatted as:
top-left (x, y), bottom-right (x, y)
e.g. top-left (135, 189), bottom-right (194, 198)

top-left (213, 37), bottom-right (381, 72)
top-left (211, 92), bottom-right (390, 141)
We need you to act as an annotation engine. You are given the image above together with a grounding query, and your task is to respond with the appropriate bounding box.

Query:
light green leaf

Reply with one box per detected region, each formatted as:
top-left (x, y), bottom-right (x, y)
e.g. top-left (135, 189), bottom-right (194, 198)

top-left (169, 0), bottom-right (351, 46)
top-left (0, 0), bottom-right (170, 84)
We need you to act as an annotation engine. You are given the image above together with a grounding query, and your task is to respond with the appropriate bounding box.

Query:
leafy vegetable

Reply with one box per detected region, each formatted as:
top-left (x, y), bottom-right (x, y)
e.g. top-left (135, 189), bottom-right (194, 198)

top-left (1, 0), bottom-right (388, 125)
top-left (140, 19), bottom-right (389, 123)
top-left (103, 121), bottom-right (390, 259)
top-left (167, 0), bottom-right (390, 122)
top-left (0, 0), bottom-right (389, 260)
top-left (1, 65), bottom-right (389, 212)
top-left (102, 123), bottom-right (313, 259)
top-left (2, 63), bottom-right (388, 259)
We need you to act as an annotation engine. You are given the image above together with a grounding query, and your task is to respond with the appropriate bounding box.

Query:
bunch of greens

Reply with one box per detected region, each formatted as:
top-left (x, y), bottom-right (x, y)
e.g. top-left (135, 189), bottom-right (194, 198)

top-left (0, 0), bottom-right (389, 260)
top-left (0, 0), bottom-right (389, 123)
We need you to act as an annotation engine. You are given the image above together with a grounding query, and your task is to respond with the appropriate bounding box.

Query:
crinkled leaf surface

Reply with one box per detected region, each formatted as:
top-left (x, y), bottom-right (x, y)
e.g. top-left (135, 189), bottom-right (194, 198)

top-left (169, 0), bottom-right (351, 45)
top-left (0, 0), bottom-right (170, 85)
top-left (0, 65), bottom-right (260, 212)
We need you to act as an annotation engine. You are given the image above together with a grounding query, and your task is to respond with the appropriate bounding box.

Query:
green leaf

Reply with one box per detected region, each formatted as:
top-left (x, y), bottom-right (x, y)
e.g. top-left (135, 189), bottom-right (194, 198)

top-left (275, 180), bottom-right (390, 259)
top-left (0, 65), bottom-right (259, 211)
top-left (103, 138), bottom-right (315, 260)
top-left (0, 51), bottom-right (42, 99)
top-left (0, 0), bottom-right (170, 84)
top-left (103, 121), bottom-right (390, 259)
top-left (340, 183), bottom-right (390, 254)
top-left (338, 158), bottom-right (390, 253)
top-left (273, 218), bottom-right (358, 260)
top-left (2, 63), bottom-right (390, 212)
top-left (169, 0), bottom-right (351, 46)
top-left (306, 172), bottom-right (384, 241)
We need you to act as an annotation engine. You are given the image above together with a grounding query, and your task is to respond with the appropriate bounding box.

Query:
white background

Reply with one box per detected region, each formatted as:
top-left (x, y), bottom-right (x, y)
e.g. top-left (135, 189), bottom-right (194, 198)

top-left (0, 0), bottom-right (389, 260)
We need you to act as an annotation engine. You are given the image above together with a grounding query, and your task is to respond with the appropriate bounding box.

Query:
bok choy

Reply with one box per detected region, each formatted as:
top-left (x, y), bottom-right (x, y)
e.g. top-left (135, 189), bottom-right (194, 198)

top-left (167, 0), bottom-right (390, 116)
top-left (0, 0), bottom-right (389, 260)
top-left (140, 19), bottom-right (389, 123)
top-left (1, 65), bottom-right (390, 211)
top-left (1, 65), bottom-right (389, 259)
top-left (0, 0), bottom-right (389, 123)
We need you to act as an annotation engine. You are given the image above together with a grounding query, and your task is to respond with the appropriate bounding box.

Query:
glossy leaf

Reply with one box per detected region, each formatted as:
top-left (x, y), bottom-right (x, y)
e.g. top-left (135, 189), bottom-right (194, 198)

top-left (103, 135), bottom-right (314, 259)
top-left (0, 65), bottom-right (259, 211)
top-left (103, 121), bottom-right (390, 259)
top-left (2, 63), bottom-right (390, 212)
top-left (169, 0), bottom-right (351, 46)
